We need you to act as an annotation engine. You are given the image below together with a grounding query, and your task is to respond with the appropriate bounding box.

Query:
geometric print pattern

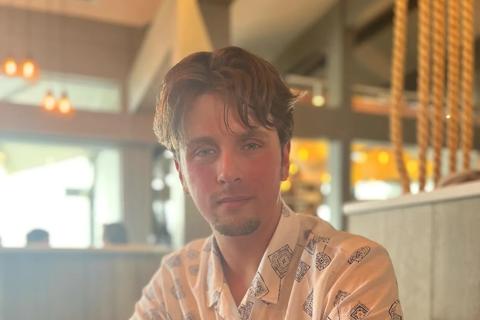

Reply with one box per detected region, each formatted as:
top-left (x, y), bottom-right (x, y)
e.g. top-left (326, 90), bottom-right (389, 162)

top-left (249, 272), bottom-right (269, 299)
top-left (303, 290), bottom-right (313, 318)
top-left (166, 254), bottom-right (182, 268)
top-left (347, 246), bottom-right (371, 264)
top-left (295, 260), bottom-right (311, 282)
top-left (333, 290), bottom-right (350, 306)
top-left (315, 252), bottom-right (332, 271)
top-left (132, 212), bottom-right (402, 320)
top-left (388, 300), bottom-right (402, 320)
top-left (170, 279), bottom-right (185, 300)
top-left (349, 303), bottom-right (369, 320)
top-left (238, 301), bottom-right (254, 320)
top-left (268, 244), bottom-right (293, 279)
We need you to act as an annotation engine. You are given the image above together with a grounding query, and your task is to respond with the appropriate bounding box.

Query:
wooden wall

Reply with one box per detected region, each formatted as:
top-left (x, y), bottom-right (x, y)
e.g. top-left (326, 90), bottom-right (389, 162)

top-left (0, 247), bottom-right (166, 320)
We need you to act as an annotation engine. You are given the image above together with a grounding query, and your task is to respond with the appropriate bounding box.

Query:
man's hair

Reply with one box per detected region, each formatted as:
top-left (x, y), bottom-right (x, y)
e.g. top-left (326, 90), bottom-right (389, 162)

top-left (153, 46), bottom-right (297, 153)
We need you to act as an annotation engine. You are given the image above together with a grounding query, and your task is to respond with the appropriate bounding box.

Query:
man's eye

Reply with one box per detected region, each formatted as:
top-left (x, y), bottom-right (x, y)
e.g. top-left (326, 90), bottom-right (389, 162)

top-left (243, 143), bottom-right (261, 151)
top-left (194, 148), bottom-right (215, 157)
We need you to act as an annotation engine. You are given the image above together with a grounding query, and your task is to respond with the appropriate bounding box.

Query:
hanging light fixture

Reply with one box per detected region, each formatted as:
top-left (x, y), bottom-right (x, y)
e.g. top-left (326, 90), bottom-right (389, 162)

top-left (21, 57), bottom-right (39, 80)
top-left (2, 0), bottom-right (18, 77)
top-left (40, 0), bottom-right (74, 114)
top-left (58, 0), bottom-right (74, 114)
top-left (42, 90), bottom-right (56, 111)
top-left (2, 56), bottom-right (18, 76)
top-left (311, 82), bottom-right (326, 107)
top-left (58, 92), bottom-right (72, 114)
top-left (22, 0), bottom-right (40, 80)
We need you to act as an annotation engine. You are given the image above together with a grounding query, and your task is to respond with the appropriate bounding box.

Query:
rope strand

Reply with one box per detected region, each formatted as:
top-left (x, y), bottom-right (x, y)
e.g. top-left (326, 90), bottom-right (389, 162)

top-left (447, 0), bottom-right (460, 174)
top-left (461, 0), bottom-right (474, 171)
top-left (391, 0), bottom-right (411, 193)
top-left (417, 0), bottom-right (431, 191)
top-left (432, 0), bottom-right (446, 186)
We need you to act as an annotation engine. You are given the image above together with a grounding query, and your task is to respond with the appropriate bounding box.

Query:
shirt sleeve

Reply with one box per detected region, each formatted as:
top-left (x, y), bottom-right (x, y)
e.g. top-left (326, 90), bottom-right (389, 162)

top-left (130, 265), bottom-right (172, 320)
top-left (323, 244), bottom-right (404, 320)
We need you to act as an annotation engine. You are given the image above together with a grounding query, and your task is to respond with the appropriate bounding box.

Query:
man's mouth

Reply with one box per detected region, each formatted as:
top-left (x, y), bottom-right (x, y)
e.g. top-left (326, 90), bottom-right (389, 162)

top-left (216, 195), bottom-right (253, 206)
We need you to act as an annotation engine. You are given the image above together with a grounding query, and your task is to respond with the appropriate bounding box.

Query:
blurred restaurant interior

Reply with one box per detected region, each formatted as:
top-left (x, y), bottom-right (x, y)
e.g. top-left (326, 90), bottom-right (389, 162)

top-left (0, 0), bottom-right (479, 319)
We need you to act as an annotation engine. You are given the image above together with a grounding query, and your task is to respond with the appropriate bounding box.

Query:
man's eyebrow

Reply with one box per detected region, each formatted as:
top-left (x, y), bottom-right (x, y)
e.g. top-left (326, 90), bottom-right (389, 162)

top-left (185, 137), bottom-right (216, 149)
top-left (238, 128), bottom-right (269, 140)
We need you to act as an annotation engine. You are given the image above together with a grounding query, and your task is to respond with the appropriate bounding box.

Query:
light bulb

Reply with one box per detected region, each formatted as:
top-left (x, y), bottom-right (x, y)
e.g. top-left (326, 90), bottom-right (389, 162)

top-left (3, 57), bottom-right (18, 76)
top-left (42, 90), bottom-right (56, 111)
top-left (21, 59), bottom-right (38, 80)
top-left (312, 95), bottom-right (325, 107)
top-left (58, 93), bottom-right (73, 114)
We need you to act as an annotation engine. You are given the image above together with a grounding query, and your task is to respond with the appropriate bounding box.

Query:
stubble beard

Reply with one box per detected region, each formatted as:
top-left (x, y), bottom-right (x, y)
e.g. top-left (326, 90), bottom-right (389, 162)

top-left (212, 213), bottom-right (261, 236)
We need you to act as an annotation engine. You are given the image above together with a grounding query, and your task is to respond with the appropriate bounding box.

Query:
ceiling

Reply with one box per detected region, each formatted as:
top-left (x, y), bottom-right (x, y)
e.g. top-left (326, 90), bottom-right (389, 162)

top-left (0, 0), bottom-right (161, 27)
top-left (0, 0), bottom-right (338, 63)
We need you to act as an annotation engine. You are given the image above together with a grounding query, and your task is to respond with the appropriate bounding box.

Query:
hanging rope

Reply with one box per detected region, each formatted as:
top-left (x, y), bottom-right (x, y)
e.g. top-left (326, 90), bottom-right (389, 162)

top-left (461, 0), bottom-right (474, 171)
top-left (447, 0), bottom-right (460, 174)
top-left (391, 0), bottom-right (411, 193)
top-left (417, 0), bottom-right (431, 192)
top-left (432, 0), bottom-right (446, 186)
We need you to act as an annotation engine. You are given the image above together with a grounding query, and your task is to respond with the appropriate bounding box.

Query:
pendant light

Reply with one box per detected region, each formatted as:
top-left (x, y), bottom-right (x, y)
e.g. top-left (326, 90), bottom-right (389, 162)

top-left (21, 0), bottom-right (39, 80)
top-left (1, 1), bottom-right (18, 77)
top-left (42, 90), bottom-right (56, 111)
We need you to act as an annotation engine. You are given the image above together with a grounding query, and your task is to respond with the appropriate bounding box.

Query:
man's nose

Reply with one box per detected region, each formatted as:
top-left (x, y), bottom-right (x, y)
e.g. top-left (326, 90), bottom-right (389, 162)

top-left (216, 150), bottom-right (241, 184)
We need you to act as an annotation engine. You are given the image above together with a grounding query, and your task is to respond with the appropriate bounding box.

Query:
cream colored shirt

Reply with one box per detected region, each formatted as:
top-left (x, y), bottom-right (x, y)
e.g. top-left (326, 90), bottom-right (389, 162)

top-left (131, 208), bottom-right (403, 320)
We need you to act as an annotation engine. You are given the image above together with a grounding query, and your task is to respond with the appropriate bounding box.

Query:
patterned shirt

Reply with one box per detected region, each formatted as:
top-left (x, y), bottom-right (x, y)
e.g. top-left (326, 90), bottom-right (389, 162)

top-left (131, 207), bottom-right (403, 320)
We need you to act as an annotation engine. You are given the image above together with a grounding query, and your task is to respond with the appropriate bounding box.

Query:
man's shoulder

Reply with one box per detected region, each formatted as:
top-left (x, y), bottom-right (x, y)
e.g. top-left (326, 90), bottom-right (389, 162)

top-left (160, 236), bottom-right (211, 269)
top-left (295, 213), bottom-right (386, 258)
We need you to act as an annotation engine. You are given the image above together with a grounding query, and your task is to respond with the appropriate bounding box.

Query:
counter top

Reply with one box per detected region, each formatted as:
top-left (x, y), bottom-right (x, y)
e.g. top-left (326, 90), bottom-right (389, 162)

top-left (344, 180), bottom-right (480, 215)
top-left (0, 245), bottom-right (171, 255)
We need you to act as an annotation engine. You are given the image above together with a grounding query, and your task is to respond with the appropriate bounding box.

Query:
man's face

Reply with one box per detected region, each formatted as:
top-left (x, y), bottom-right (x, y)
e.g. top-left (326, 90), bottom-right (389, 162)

top-left (175, 93), bottom-right (290, 237)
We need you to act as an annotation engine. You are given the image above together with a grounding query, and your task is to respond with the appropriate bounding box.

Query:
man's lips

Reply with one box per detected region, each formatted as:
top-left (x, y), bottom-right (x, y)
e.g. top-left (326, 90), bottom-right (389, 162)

top-left (216, 195), bottom-right (253, 205)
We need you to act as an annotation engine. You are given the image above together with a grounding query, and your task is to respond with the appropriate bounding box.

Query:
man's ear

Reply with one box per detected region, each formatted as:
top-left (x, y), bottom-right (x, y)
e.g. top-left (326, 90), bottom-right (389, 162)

top-left (280, 141), bottom-right (291, 181)
top-left (174, 158), bottom-right (189, 194)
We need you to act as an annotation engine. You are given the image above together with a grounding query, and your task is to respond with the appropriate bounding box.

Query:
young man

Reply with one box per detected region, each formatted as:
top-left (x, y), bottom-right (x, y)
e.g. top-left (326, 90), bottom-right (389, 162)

top-left (131, 47), bottom-right (403, 320)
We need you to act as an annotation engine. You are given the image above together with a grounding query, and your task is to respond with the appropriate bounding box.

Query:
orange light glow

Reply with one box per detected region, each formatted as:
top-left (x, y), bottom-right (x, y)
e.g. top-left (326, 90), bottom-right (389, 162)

top-left (378, 151), bottom-right (390, 165)
top-left (289, 163), bottom-right (299, 175)
top-left (58, 93), bottom-right (73, 114)
top-left (3, 57), bottom-right (18, 76)
top-left (21, 59), bottom-right (38, 80)
top-left (280, 179), bottom-right (292, 192)
top-left (298, 148), bottom-right (309, 161)
top-left (42, 91), bottom-right (56, 111)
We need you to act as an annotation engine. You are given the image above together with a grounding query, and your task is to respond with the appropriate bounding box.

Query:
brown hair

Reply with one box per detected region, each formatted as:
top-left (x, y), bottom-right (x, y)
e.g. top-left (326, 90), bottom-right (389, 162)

top-left (153, 46), bottom-right (297, 153)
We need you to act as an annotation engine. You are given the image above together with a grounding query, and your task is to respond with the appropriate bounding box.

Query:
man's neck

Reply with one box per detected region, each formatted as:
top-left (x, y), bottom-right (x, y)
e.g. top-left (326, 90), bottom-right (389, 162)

top-left (213, 206), bottom-right (282, 305)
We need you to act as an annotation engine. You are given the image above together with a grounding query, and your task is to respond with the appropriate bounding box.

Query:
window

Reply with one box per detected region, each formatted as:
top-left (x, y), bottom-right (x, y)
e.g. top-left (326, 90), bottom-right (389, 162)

top-left (0, 141), bottom-right (121, 247)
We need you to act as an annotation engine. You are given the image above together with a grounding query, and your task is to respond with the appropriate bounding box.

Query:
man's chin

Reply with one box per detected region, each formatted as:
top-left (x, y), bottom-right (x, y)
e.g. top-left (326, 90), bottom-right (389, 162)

top-left (213, 218), bottom-right (260, 237)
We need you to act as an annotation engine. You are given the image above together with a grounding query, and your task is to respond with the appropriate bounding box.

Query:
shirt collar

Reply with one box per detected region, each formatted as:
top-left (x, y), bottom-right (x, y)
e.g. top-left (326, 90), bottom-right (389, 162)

top-left (206, 236), bottom-right (224, 308)
top-left (251, 204), bottom-right (299, 304)
top-left (205, 203), bottom-right (300, 307)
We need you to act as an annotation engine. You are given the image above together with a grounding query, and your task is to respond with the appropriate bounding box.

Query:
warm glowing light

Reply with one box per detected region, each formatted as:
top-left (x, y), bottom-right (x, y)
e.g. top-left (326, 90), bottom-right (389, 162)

top-left (289, 163), bottom-right (299, 175)
top-left (58, 93), bottom-right (73, 114)
top-left (445, 114), bottom-right (451, 119)
top-left (352, 151), bottom-right (368, 163)
top-left (378, 151), bottom-right (390, 165)
top-left (298, 148), bottom-right (309, 161)
top-left (3, 57), bottom-right (18, 76)
top-left (21, 59), bottom-right (38, 80)
top-left (312, 95), bottom-right (325, 107)
top-left (42, 90), bottom-right (56, 111)
top-left (280, 180), bottom-right (292, 192)
top-left (407, 159), bottom-right (417, 174)
top-left (320, 172), bottom-right (331, 183)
